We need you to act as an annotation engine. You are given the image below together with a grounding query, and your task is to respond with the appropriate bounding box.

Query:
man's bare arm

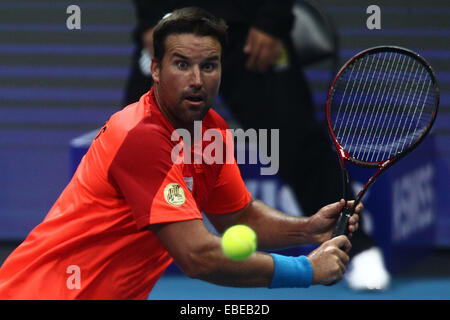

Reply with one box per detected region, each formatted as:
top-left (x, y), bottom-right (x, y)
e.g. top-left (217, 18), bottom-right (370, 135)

top-left (150, 219), bottom-right (275, 287)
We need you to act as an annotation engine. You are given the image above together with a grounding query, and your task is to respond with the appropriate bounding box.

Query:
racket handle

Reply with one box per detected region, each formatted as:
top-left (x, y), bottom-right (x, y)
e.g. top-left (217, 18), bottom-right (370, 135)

top-left (332, 209), bottom-right (352, 238)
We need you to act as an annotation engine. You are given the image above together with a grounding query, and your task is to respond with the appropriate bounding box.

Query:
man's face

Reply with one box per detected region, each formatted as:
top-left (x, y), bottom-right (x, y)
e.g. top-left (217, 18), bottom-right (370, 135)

top-left (151, 33), bottom-right (222, 128)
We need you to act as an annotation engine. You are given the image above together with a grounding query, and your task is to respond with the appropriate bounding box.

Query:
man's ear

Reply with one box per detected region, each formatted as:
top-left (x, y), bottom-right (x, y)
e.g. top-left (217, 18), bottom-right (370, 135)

top-left (151, 58), bottom-right (160, 83)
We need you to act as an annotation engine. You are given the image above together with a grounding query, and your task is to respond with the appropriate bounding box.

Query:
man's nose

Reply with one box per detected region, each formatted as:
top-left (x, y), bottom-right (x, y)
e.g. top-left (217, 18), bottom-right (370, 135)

top-left (190, 66), bottom-right (203, 88)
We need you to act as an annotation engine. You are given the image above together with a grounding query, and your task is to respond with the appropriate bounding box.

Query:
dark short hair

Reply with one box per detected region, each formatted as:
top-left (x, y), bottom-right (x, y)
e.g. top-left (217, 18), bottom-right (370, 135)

top-left (153, 7), bottom-right (228, 62)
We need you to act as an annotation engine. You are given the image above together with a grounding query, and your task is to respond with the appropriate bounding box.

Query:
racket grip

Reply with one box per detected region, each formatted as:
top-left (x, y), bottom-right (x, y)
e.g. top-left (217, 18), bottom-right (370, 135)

top-left (332, 209), bottom-right (352, 238)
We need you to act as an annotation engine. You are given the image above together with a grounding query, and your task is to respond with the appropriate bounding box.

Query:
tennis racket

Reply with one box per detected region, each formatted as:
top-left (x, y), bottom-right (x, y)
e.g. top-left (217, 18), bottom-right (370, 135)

top-left (326, 46), bottom-right (439, 237)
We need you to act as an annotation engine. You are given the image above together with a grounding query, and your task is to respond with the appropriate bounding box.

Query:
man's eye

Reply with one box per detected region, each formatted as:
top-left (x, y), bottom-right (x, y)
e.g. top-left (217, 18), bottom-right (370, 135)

top-left (202, 63), bottom-right (217, 71)
top-left (176, 61), bottom-right (188, 69)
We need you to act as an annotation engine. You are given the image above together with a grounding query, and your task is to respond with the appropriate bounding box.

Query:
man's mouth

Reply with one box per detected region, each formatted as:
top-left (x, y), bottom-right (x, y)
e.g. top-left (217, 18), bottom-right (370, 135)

top-left (184, 94), bottom-right (205, 106)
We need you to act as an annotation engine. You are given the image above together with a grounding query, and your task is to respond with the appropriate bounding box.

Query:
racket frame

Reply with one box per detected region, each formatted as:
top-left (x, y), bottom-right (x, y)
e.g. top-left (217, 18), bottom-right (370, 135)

top-left (325, 46), bottom-right (439, 237)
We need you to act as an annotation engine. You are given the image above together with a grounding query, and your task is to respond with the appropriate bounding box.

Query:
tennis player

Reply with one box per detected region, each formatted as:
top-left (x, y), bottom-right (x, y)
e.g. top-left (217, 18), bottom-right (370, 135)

top-left (0, 7), bottom-right (361, 300)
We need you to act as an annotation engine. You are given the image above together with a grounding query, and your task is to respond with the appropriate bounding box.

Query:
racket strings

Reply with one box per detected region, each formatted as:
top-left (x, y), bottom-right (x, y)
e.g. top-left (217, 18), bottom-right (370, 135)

top-left (346, 55), bottom-right (380, 156)
top-left (330, 50), bottom-right (436, 163)
top-left (393, 66), bottom-right (430, 156)
top-left (377, 54), bottom-right (413, 160)
top-left (355, 52), bottom-right (394, 161)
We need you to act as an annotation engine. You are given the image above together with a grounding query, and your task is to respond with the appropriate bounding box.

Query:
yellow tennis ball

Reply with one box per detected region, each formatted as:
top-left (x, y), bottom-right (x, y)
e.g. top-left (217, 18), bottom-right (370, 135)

top-left (221, 225), bottom-right (257, 261)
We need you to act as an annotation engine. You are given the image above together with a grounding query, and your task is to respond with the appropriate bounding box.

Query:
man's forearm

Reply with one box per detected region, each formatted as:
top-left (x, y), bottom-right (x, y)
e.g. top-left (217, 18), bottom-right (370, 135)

top-left (236, 200), bottom-right (312, 250)
top-left (193, 247), bottom-right (276, 287)
top-left (186, 232), bottom-right (312, 289)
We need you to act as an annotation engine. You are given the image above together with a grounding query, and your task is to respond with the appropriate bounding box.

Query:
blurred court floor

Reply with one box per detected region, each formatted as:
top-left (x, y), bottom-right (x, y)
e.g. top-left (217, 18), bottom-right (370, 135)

top-left (149, 275), bottom-right (450, 300)
top-left (149, 250), bottom-right (450, 300)
top-left (1, 242), bottom-right (449, 300)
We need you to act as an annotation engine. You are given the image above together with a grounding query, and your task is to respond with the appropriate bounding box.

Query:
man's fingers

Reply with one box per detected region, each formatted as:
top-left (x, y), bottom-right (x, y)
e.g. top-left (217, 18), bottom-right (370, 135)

top-left (332, 235), bottom-right (352, 254)
top-left (255, 47), bottom-right (272, 72)
top-left (348, 213), bottom-right (359, 227)
top-left (345, 201), bottom-right (364, 213)
top-left (310, 236), bottom-right (353, 286)
top-left (336, 246), bottom-right (350, 265)
top-left (243, 28), bottom-right (256, 54)
top-left (244, 28), bottom-right (280, 73)
top-left (255, 43), bottom-right (280, 72)
top-left (337, 258), bottom-right (346, 276)
top-left (245, 39), bottom-right (262, 70)
top-left (322, 199), bottom-right (346, 218)
top-left (246, 51), bottom-right (259, 71)
top-left (243, 35), bottom-right (252, 54)
top-left (355, 202), bottom-right (364, 213)
top-left (348, 222), bottom-right (359, 234)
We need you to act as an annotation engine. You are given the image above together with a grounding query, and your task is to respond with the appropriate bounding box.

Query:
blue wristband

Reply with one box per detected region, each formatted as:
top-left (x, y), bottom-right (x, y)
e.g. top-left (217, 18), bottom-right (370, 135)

top-left (269, 254), bottom-right (313, 288)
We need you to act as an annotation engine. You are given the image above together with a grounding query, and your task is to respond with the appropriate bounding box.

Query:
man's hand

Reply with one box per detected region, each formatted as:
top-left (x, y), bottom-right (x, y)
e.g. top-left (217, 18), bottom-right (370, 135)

top-left (306, 199), bottom-right (362, 243)
top-left (243, 27), bottom-right (281, 73)
top-left (307, 235), bottom-right (351, 285)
